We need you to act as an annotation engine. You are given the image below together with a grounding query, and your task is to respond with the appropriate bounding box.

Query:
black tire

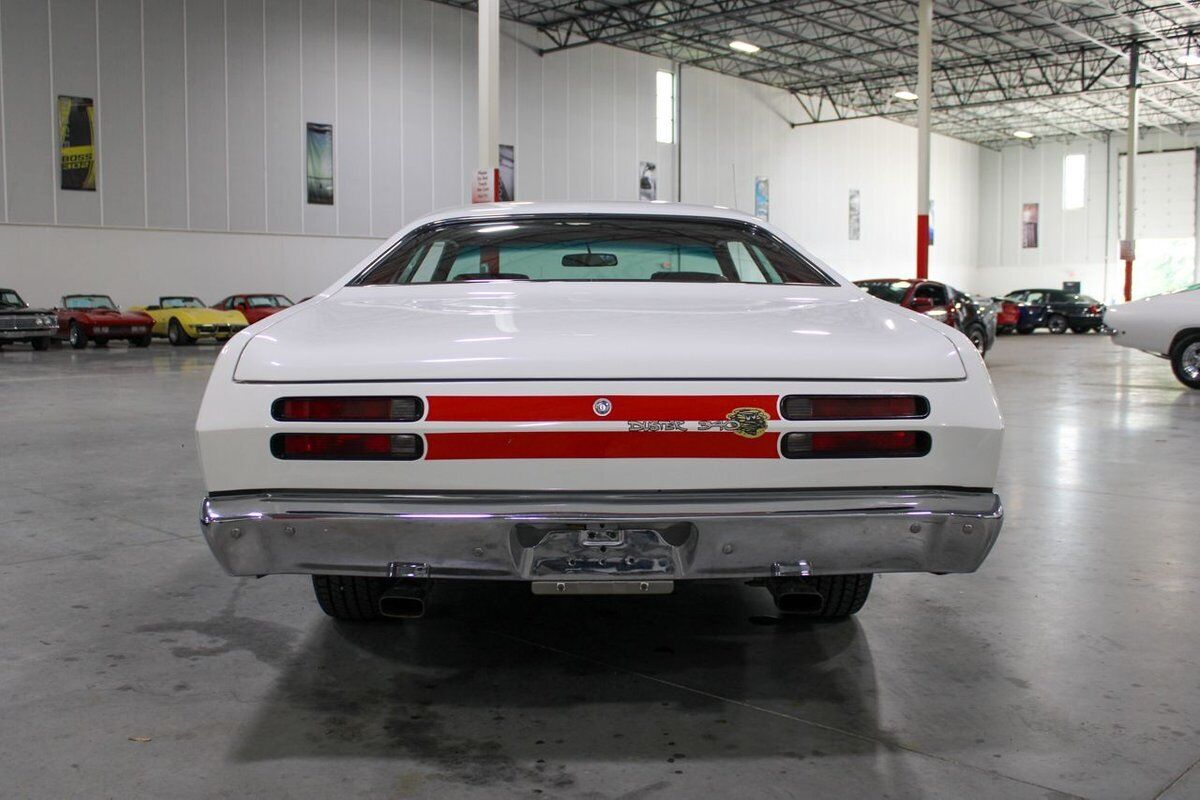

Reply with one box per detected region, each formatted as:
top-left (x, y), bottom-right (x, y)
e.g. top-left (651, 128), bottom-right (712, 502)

top-left (68, 321), bottom-right (88, 349)
top-left (167, 318), bottom-right (195, 346)
top-left (312, 575), bottom-right (391, 621)
top-left (966, 325), bottom-right (987, 354)
top-left (132, 334), bottom-right (152, 348)
top-left (1017, 326), bottom-right (1035, 335)
top-left (1070, 326), bottom-right (1089, 334)
top-left (30, 336), bottom-right (50, 351)
top-left (1170, 333), bottom-right (1200, 390)
top-left (1047, 314), bottom-right (1068, 334)
top-left (94, 337), bottom-right (109, 348)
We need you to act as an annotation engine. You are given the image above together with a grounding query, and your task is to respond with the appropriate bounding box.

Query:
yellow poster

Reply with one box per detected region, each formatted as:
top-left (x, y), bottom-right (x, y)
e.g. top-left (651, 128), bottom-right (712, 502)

top-left (58, 95), bottom-right (96, 191)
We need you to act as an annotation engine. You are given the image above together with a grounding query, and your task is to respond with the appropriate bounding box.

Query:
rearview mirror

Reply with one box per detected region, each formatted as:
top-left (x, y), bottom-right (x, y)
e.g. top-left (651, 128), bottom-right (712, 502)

top-left (561, 253), bottom-right (618, 267)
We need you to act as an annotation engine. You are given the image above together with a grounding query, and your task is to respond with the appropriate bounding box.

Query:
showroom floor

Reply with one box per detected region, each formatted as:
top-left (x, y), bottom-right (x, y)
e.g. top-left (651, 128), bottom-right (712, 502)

top-left (1, 334), bottom-right (1197, 799)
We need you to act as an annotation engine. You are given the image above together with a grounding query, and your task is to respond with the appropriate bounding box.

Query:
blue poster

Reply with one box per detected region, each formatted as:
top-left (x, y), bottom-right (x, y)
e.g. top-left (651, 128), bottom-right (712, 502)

top-left (754, 177), bottom-right (769, 220)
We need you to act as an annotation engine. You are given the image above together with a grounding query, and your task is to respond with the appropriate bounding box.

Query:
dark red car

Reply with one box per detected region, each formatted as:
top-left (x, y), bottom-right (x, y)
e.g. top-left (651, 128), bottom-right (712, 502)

top-left (854, 278), bottom-right (995, 355)
top-left (57, 294), bottom-right (154, 348)
top-left (213, 294), bottom-right (294, 324)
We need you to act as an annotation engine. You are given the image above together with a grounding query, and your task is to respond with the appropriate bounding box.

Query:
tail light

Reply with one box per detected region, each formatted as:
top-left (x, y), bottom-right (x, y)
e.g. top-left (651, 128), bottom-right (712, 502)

top-left (272, 396), bottom-right (423, 422)
top-left (1002, 301), bottom-right (1018, 312)
top-left (782, 431), bottom-right (931, 459)
top-left (270, 433), bottom-right (423, 460)
top-left (1087, 304), bottom-right (1099, 314)
top-left (780, 395), bottom-right (928, 420)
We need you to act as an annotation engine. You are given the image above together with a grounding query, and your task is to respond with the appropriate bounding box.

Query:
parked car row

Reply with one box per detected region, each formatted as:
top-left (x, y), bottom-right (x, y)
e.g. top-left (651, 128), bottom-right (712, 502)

top-left (996, 288), bottom-right (1106, 335)
top-left (0, 288), bottom-right (296, 349)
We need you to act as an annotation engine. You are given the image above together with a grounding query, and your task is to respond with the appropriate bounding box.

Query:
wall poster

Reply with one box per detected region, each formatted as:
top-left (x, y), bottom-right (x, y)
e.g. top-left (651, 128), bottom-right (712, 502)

top-left (754, 177), bottom-right (769, 220)
top-left (58, 96), bottom-right (96, 191)
top-left (498, 144), bottom-right (515, 201)
top-left (639, 162), bottom-right (657, 201)
top-left (848, 189), bottom-right (861, 240)
top-left (306, 123), bottom-right (334, 205)
top-left (1022, 202), bottom-right (1039, 248)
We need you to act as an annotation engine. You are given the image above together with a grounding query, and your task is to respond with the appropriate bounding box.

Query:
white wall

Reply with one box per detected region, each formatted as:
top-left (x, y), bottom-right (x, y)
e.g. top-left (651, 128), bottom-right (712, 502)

top-left (0, 0), bottom-right (676, 306)
top-left (976, 129), bottom-right (1200, 304)
top-left (679, 67), bottom-right (983, 290)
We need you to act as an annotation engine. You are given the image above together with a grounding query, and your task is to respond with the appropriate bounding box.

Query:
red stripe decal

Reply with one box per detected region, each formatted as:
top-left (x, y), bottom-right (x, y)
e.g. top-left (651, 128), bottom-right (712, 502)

top-left (425, 395), bottom-right (780, 422)
top-left (424, 431), bottom-right (782, 460)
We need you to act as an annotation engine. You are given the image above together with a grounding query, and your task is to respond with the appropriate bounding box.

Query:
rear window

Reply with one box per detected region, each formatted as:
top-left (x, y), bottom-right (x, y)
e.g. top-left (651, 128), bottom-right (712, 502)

top-left (352, 216), bottom-right (834, 286)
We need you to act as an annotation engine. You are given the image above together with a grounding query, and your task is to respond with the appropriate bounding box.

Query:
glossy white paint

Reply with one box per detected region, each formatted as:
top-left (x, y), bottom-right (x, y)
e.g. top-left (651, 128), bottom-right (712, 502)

top-left (197, 202), bottom-right (1004, 493)
top-left (1106, 287), bottom-right (1200, 356)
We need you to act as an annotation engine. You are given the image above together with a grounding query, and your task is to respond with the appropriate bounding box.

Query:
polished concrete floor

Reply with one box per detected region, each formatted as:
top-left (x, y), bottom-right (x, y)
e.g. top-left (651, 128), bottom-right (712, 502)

top-left (1, 333), bottom-right (1198, 799)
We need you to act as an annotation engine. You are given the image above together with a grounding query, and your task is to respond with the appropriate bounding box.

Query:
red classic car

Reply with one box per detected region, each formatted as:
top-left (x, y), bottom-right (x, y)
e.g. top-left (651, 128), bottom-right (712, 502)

top-left (212, 294), bottom-right (295, 325)
top-left (57, 294), bottom-right (154, 348)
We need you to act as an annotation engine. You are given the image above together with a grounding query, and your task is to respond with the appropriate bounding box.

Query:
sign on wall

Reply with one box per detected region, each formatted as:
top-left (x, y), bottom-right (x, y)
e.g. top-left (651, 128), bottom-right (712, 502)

top-left (306, 123), bottom-right (333, 205)
top-left (58, 96), bottom-right (96, 191)
top-left (754, 177), bottom-right (769, 220)
top-left (848, 189), bottom-right (861, 240)
top-left (639, 162), bottom-right (657, 201)
top-left (1022, 202), bottom-right (1039, 248)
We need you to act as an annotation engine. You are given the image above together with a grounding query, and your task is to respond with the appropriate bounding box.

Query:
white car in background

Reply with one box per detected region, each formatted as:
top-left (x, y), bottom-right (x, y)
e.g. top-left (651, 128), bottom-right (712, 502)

top-left (1106, 284), bottom-right (1200, 389)
top-left (195, 202), bottom-right (1005, 622)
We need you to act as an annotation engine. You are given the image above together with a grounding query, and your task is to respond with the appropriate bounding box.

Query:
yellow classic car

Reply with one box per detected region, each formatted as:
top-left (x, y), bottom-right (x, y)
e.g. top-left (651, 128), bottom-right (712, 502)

top-left (131, 296), bottom-right (248, 346)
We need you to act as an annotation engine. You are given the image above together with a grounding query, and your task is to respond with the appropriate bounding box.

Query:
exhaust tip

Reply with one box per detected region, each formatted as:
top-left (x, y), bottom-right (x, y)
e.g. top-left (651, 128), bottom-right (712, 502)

top-left (773, 591), bottom-right (823, 615)
top-left (379, 595), bottom-right (425, 619)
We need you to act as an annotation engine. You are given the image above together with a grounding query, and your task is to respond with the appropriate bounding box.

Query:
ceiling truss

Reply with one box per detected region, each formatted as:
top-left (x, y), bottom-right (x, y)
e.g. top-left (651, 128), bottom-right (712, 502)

top-left (434, 0), bottom-right (1200, 148)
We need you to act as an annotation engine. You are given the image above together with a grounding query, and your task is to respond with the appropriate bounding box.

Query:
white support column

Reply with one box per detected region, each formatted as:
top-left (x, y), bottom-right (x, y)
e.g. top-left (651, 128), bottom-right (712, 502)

top-left (477, 0), bottom-right (499, 171)
top-left (1122, 41), bottom-right (1138, 301)
top-left (916, 0), bottom-right (932, 280)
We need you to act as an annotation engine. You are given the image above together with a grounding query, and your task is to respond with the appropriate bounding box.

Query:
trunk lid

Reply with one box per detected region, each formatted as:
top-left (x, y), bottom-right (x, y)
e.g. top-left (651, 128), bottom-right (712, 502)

top-left (233, 283), bottom-right (966, 382)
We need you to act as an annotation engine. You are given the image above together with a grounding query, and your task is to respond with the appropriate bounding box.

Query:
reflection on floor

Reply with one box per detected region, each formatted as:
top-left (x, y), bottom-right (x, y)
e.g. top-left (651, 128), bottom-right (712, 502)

top-left (1, 333), bottom-right (1198, 798)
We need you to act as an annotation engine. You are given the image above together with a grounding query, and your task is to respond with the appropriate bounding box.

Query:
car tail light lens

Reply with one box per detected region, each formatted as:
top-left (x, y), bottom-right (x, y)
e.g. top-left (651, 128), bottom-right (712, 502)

top-left (780, 395), bottom-right (928, 420)
top-left (272, 396), bottom-right (423, 422)
top-left (270, 433), bottom-right (423, 460)
top-left (1002, 301), bottom-right (1017, 312)
top-left (782, 431), bottom-right (931, 459)
top-left (1087, 304), bottom-right (1099, 314)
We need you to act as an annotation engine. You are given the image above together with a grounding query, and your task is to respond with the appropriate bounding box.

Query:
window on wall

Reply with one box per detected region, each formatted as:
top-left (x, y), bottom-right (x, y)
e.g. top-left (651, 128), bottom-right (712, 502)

top-left (1063, 153), bottom-right (1087, 210)
top-left (656, 70), bottom-right (675, 144)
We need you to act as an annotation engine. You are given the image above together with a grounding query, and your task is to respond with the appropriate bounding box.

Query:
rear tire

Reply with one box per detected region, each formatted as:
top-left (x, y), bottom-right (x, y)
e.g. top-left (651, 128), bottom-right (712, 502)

top-left (132, 334), bottom-right (152, 348)
top-left (1047, 314), bottom-right (1068, 334)
top-left (68, 321), bottom-right (88, 349)
top-left (1170, 333), bottom-right (1200, 390)
top-left (966, 324), bottom-right (987, 354)
top-left (1070, 325), bottom-right (1089, 334)
top-left (30, 337), bottom-right (50, 351)
top-left (312, 575), bottom-right (391, 621)
top-left (1017, 326), bottom-right (1035, 335)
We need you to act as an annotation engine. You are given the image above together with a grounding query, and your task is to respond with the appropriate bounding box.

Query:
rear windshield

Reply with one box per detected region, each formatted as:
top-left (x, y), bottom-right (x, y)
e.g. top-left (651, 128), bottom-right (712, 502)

top-left (352, 216), bottom-right (834, 286)
top-left (856, 280), bottom-right (911, 304)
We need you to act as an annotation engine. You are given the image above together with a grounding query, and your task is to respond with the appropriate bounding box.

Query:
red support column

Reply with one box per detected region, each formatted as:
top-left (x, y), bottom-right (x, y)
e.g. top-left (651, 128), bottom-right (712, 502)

top-left (1124, 259), bottom-right (1133, 302)
top-left (916, 215), bottom-right (930, 280)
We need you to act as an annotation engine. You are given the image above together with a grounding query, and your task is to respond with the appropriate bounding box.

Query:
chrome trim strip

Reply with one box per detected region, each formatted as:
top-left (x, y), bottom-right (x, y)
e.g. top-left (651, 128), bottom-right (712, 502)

top-left (199, 488), bottom-right (1003, 580)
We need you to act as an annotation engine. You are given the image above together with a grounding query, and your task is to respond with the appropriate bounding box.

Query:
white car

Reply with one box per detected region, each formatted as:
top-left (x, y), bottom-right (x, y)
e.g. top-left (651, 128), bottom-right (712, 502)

top-left (1105, 285), bottom-right (1200, 389)
top-left (196, 202), bottom-right (1004, 621)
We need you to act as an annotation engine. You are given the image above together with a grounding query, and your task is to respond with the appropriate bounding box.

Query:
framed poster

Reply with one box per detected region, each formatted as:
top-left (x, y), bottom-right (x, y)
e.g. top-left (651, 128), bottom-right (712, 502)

top-left (58, 96), bottom-right (96, 191)
top-left (306, 123), bottom-right (333, 205)
top-left (639, 162), bottom-right (657, 201)
top-left (848, 189), bottom-right (861, 240)
top-left (754, 177), bottom-right (769, 220)
top-left (498, 144), bottom-right (515, 201)
top-left (1022, 202), bottom-right (1039, 248)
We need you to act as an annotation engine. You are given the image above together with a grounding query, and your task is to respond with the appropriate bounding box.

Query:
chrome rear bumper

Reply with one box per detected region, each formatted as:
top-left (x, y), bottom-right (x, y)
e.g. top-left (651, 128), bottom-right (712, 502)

top-left (199, 489), bottom-right (1003, 580)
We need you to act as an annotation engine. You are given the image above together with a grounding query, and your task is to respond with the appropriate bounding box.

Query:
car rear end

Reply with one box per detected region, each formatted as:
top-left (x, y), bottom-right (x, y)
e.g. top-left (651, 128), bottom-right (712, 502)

top-left (195, 206), bottom-right (1004, 617)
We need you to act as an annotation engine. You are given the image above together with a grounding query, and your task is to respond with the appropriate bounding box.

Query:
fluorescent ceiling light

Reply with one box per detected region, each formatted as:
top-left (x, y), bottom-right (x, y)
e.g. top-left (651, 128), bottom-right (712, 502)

top-left (1178, 52), bottom-right (1200, 66)
top-left (893, 90), bottom-right (919, 101)
top-left (729, 40), bottom-right (760, 54)
top-left (1012, 130), bottom-right (1035, 139)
